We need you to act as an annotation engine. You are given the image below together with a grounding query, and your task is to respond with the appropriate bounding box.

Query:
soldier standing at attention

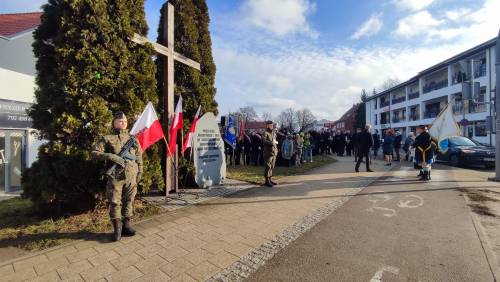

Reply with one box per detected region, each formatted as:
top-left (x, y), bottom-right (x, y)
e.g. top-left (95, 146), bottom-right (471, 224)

top-left (263, 120), bottom-right (278, 187)
top-left (92, 112), bottom-right (143, 241)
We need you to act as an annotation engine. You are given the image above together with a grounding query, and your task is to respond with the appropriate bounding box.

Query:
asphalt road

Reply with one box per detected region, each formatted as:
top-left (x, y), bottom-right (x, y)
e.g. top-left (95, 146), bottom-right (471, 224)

top-left (247, 164), bottom-right (494, 282)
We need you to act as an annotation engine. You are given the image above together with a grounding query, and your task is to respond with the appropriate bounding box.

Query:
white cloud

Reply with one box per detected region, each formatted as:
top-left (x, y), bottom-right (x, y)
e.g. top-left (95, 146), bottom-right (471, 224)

top-left (444, 8), bottom-right (471, 21)
top-left (351, 13), bottom-right (384, 40)
top-left (242, 0), bottom-right (318, 38)
top-left (394, 10), bottom-right (443, 38)
top-left (392, 0), bottom-right (435, 11)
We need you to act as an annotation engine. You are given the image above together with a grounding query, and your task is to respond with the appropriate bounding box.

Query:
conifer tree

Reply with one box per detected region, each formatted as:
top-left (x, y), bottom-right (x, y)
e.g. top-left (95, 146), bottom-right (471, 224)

top-left (24, 0), bottom-right (164, 212)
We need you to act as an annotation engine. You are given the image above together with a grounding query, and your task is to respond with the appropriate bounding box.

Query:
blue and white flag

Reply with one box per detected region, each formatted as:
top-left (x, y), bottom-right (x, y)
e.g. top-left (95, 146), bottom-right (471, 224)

top-left (428, 104), bottom-right (461, 153)
top-left (224, 116), bottom-right (237, 148)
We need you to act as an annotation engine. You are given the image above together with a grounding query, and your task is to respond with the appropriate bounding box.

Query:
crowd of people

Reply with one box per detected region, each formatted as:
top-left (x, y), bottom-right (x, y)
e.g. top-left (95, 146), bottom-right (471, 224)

top-left (225, 123), bottom-right (435, 182)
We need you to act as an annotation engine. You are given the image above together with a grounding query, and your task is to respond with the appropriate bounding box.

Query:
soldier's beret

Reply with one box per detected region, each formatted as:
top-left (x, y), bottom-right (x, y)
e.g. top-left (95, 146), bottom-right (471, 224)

top-left (266, 120), bottom-right (273, 125)
top-left (113, 111), bottom-right (127, 120)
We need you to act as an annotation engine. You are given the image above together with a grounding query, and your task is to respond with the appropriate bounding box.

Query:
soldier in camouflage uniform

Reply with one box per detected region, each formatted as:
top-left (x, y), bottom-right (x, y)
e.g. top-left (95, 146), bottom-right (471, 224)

top-left (263, 120), bottom-right (278, 187)
top-left (92, 112), bottom-right (143, 241)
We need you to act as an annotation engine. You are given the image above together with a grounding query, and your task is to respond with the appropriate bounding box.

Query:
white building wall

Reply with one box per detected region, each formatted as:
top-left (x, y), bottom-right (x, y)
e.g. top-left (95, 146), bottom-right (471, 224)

top-left (0, 32), bottom-right (37, 76)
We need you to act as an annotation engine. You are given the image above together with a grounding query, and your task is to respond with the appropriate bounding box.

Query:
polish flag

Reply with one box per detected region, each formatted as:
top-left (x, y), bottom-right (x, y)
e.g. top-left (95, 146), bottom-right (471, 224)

top-left (130, 102), bottom-right (165, 151)
top-left (168, 96), bottom-right (183, 156)
top-left (182, 106), bottom-right (201, 155)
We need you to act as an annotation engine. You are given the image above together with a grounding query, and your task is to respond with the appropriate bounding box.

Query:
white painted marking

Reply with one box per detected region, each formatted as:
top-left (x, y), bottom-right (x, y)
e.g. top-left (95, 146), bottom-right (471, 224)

top-left (366, 192), bottom-right (397, 217)
top-left (397, 195), bottom-right (424, 209)
top-left (370, 265), bottom-right (400, 282)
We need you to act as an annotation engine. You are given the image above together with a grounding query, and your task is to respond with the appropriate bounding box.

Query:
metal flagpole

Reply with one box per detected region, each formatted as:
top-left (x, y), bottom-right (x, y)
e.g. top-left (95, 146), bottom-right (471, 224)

top-left (489, 29), bottom-right (500, 182)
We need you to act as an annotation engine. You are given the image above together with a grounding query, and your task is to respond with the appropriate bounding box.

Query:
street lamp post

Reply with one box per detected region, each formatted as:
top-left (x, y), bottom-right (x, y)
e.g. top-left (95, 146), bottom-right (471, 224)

top-left (489, 28), bottom-right (500, 182)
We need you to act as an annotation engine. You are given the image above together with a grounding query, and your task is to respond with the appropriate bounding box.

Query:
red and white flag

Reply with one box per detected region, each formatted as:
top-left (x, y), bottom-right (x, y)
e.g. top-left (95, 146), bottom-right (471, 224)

top-left (168, 96), bottom-right (183, 156)
top-left (130, 102), bottom-right (165, 151)
top-left (182, 106), bottom-right (201, 155)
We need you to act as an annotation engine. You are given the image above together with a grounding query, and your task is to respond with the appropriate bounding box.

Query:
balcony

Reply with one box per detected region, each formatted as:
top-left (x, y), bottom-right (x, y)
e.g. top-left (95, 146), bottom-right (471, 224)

top-left (423, 79), bottom-right (448, 94)
top-left (391, 96), bottom-right (406, 105)
top-left (408, 92), bottom-right (419, 100)
top-left (409, 114), bottom-right (420, 121)
top-left (474, 63), bottom-right (486, 78)
top-left (392, 117), bottom-right (405, 123)
top-left (424, 111), bottom-right (439, 119)
top-left (453, 102), bottom-right (487, 115)
top-left (469, 102), bottom-right (487, 113)
top-left (452, 71), bottom-right (468, 85)
top-left (380, 101), bottom-right (390, 108)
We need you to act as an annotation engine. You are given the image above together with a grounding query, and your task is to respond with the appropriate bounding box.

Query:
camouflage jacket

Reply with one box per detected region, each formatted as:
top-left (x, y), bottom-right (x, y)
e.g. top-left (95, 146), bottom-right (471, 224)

top-left (92, 129), bottom-right (143, 180)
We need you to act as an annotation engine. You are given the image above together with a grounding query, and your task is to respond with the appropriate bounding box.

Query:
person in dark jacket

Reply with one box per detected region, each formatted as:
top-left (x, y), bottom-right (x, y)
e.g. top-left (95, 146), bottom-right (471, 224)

top-left (345, 131), bottom-right (353, 156)
top-left (352, 128), bottom-right (361, 162)
top-left (372, 130), bottom-right (381, 159)
top-left (383, 129), bottom-right (395, 166)
top-left (243, 132), bottom-right (252, 165)
top-left (414, 125), bottom-right (436, 180)
top-left (394, 131), bottom-right (403, 162)
top-left (355, 124), bottom-right (374, 172)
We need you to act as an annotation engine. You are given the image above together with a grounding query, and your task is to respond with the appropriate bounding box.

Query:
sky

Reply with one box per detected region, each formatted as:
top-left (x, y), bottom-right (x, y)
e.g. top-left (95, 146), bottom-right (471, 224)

top-left (1, 0), bottom-right (499, 121)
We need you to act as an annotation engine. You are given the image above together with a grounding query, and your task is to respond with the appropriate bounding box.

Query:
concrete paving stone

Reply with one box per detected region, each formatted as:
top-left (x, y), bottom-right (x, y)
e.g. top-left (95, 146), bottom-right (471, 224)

top-left (176, 223), bottom-right (197, 232)
top-left (94, 241), bottom-right (124, 253)
top-left (169, 274), bottom-right (198, 282)
top-left (114, 241), bottom-right (143, 256)
top-left (201, 240), bottom-right (231, 255)
top-left (0, 264), bottom-right (14, 276)
top-left (133, 269), bottom-right (171, 282)
top-left (46, 246), bottom-right (78, 260)
top-left (240, 235), bottom-right (268, 248)
top-left (220, 233), bottom-right (245, 245)
top-left (13, 255), bottom-right (48, 272)
top-left (105, 265), bottom-right (143, 282)
top-left (34, 256), bottom-right (69, 275)
top-left (173, 217), bottom-right (193, 225)
top-left (224, 242), bottom-right (253, 257)
top-left (178, 238), bottom-right (206, 252)
top-left (186, 261), bottom-right (221, 282)
top-left (4, 267), bottom-right (37, 282)
top-left (157, 246), bottom-right (189, 262)
top-left (135, 243), bottom-right (165, 259)
top-left (157, 228), bottom-right (182, 240)
top-left (137, 227), bottom-right (161, 236)
top-left (119, 233), bottom-right (145, 244)
top-left (74, 241), bottom-right (96, 251)
top-left (56, 260), bottom-right (93, 280)
top-left (160, 258), bottom-right (194, 278)
top-left (207, 251), bottom-right (239, 269)
top-left (174, 231), bottom-right (202, 242)
top-left (136, 234), bottom-right (164, 247)
top-left (109, 253), bottom-right (143, 270)
top-left (88, 250), bottom-right (120, 267)
top-left (157, 221), bottom-right (177, 231)
top-left (213, 226), bottom-right (236, 236)
top-left (134, 255), bottom-right (168, 274)
top-left (66, 248), bottom-right (98, 263)
top-left (182, 248), bottom-right (214, 266)
top-left (197, 230), bottom-right (223, 243)
top-left (27, 270), bottom-right (61, 282)
top-left (79, 262), bottom-right (117, 281)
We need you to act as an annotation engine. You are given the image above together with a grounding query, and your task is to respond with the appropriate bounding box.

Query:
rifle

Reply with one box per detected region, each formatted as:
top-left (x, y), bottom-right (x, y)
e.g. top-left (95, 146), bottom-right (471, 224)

top-left (105, 137), bottom-right (137, 179)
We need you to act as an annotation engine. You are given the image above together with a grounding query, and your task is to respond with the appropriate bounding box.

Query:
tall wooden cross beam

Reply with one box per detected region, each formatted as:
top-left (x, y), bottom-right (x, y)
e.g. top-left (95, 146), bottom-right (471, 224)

top-left (130, 3), bottom-right (201, 195)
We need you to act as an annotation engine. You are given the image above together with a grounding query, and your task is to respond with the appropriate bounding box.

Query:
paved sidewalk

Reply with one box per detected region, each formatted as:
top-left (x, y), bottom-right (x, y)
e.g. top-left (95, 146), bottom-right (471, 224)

top-left (0, 157), bottom-right (390, 282)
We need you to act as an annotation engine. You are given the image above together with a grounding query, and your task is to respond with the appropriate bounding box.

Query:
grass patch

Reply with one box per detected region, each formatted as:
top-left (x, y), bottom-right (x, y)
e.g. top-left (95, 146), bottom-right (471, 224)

top-left (227, 155), bottom-right (336, 185)
top-left (0, 197), bottom-right (163, 251)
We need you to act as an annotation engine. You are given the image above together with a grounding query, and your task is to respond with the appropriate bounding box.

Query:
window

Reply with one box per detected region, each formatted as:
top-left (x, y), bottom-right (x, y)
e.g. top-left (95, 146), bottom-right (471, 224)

top-left (475, 121), bottom-right (487, 137)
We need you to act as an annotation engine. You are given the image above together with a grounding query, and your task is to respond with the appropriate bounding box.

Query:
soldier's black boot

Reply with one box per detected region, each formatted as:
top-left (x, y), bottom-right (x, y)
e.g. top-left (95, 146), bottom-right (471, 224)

top-left (427, 171), bottom-right (432, 180)
top-left (270, 177), bottom-right (278, 186)
top-left (111, 219), bottom-right (122, 242)
top-left (122, 218), bottom-right (136, 237)
top-left (265, 178), bottom-right (273, 187)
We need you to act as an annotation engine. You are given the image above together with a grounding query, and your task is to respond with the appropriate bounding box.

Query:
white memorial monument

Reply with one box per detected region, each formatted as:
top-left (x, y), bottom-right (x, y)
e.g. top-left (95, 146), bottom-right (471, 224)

top-left (192, 113), bottom-right (226, 188)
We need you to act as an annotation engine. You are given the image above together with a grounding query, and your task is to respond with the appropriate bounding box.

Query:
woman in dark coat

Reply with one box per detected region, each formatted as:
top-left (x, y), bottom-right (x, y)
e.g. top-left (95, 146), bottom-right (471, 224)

top-left (382, 129), bottom-right (395, 166)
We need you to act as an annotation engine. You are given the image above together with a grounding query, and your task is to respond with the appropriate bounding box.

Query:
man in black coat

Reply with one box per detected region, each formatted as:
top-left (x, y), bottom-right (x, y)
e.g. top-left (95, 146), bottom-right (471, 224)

top-left (355, 125), bottom-right (374, 172)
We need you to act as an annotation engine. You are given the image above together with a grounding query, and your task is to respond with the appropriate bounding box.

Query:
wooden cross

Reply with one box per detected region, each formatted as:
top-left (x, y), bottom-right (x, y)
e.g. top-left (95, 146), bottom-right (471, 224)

top-left (130, 3), bottom-right (201, 195)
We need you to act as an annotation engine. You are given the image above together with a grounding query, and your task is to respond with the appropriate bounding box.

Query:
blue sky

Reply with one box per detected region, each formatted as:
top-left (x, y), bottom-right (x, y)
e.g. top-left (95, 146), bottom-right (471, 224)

top-left (1, 0), bottom-right (499, 120)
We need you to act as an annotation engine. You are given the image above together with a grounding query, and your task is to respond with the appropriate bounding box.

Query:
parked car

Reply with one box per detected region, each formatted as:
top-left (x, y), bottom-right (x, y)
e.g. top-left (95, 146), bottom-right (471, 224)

top-left (436, 136), bottom-right (495, 168)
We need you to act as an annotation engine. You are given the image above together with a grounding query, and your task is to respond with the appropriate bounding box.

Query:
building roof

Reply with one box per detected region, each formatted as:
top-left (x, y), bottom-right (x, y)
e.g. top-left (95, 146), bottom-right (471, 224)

top-left (337, 104), bottom-right (359, 122)
top-left (0, 12), bottom-right (42, 39)
top-left (245, 121), bottom-right (267, 130)
top-left (366, 37), bottom-right (497, 102)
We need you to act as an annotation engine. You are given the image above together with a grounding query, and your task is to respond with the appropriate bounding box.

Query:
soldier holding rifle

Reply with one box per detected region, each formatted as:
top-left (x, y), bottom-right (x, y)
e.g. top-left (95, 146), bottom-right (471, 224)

top-left (92, 112), bottom-right (143, 241)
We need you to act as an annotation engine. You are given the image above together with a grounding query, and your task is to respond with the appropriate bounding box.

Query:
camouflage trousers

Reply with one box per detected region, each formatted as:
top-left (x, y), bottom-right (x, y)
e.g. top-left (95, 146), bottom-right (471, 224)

top-left (264, 155), bottom-right (276, 178)
top-left (106, 178), bottom-right (137, 220)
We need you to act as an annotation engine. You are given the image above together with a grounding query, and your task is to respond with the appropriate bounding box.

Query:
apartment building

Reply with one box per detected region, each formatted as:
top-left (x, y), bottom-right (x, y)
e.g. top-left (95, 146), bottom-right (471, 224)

top-left (366, 38), bottom-right (497, 145)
